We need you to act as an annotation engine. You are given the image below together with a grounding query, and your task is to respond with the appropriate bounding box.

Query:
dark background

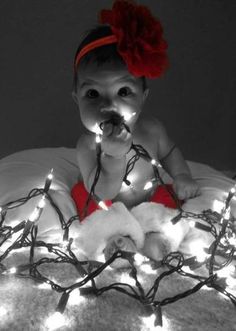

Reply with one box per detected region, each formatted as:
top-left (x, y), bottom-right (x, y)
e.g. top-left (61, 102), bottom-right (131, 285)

top-left (0, 0), bottom-right (235, 171)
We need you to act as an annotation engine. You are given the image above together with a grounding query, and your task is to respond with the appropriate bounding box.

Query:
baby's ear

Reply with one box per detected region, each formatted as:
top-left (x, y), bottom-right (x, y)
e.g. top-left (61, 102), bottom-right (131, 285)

top-left (72, 91), bottom-right (79, 105)
top-left (143, 88), bottom-right (149, 102)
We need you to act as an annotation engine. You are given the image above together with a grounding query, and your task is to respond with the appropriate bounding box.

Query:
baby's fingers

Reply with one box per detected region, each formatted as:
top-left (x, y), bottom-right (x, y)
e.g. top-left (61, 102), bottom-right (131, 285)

top-left (102, 123), bottom-right (114, 137)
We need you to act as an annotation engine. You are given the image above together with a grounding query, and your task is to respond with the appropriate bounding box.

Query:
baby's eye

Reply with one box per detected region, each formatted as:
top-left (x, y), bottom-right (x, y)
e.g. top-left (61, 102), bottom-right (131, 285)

top-left (118, 86), bottom-right (132, 97)
top-left (85, 89), bottom-right (99, 98)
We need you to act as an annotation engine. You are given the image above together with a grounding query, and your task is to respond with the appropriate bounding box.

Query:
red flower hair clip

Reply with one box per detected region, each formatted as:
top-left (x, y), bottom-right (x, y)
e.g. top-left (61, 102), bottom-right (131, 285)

top-left (100, 0), bottom-right (169, 78)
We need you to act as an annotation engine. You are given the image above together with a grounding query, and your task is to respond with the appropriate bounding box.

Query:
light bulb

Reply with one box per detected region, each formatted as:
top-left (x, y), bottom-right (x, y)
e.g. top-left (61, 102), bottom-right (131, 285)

top-left (38, 195), bottom-right (46, 209)
top-left (139, 264), bottom-right (156, 275)
top-left (8, 267), bottom-right (17, 274)
top-left (213, 199), bottom-right (224, 213)
top-left (144, 181), bottom-right (153, 191)
top-left (0, 306), bottom-right (7, 318)
top-left (47, 169), bottom-right (53, 181)
top-left (95, 134), bottom-right (102, 143)
top-left (141, 314), bottom-right (170, 330)
top-left (93, 123), bottom-right (103, 135)
top-left (122, 111), bottom-right (136, 122)
top-left (151, 159), bottom-right (162, 168)
top-left (134, 253), bottom-right (148, 266)
top-left (38, 282), bottom-right (51, 290)
top-left (230, 186), bottom-right (236, 194)
top-left (98, 201), bottom-right (109, 210)
top-left (68, 289), bottom-right (85, 306)
top-left (120, 273), bottom-right (136, 287)
top-left (222, 207), bottom-right (231, 221)
top-left (189, 240), bottom-right (208, 263)
top-left (29, 209), bottom-right (40, 223)
top-left (189, 220), bottom-right (195, 228)
top-left (45, 312), bottom-right (67, 330)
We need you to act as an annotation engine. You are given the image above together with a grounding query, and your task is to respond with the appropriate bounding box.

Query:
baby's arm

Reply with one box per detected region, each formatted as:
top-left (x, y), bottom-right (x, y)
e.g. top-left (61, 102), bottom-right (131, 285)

top-left (76, 123), bottom-right (132, 200)
top-left (155, 119), bottom-right (200, 199)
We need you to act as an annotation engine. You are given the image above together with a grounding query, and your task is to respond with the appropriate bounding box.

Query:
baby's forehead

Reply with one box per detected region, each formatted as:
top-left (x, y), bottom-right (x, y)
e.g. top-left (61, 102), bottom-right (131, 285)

top-left (77, 62), bottom-right (141, 87)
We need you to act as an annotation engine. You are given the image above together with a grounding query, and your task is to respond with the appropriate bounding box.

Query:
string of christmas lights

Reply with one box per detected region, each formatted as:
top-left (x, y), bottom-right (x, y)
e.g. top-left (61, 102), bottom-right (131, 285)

top-left (0, 166), bottom-right (236, 329)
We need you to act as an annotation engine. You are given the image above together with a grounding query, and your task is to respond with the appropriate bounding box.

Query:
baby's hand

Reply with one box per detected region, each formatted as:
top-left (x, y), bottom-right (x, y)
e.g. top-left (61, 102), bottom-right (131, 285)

top-left (101, 123), bottom-right (132, 158)
top-left (173, 174), bottom-right (200, 200)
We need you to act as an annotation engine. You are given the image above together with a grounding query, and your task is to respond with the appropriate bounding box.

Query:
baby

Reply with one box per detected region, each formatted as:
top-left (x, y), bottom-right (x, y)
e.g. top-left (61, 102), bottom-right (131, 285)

top-left (71, 0), bottom-right (200, 263)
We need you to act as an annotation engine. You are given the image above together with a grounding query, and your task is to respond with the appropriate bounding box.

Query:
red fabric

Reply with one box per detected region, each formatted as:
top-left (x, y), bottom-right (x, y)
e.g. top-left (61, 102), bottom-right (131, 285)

top-left (99, 0), bottom-right (169, 78)
top-left (71, 182), bottom-right (112, 221)
top-left (150, 184), bottom-right (183, 209)
top-left (71, 182), bottom-right (183, 222)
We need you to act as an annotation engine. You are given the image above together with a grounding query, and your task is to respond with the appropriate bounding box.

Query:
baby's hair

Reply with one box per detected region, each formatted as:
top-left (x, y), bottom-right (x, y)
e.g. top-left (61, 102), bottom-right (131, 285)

top-left (73, 25), bottom-right (147, 92)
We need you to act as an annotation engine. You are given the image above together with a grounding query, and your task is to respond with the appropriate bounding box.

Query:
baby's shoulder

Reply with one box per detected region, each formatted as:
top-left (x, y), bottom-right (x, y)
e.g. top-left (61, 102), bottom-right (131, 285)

top-left (136, 115), bottom-right (164, 137)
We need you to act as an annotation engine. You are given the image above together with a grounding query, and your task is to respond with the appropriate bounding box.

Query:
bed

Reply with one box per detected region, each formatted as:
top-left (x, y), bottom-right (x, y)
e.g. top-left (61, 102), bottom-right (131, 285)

top-left (0, 147), bottom-right (235, 331)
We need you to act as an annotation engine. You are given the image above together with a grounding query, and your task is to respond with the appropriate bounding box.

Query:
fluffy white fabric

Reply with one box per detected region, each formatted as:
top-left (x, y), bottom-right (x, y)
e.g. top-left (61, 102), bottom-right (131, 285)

top-left (131, 202), bottom-right (190, 253)
top-left (74, 202), bottom-right (145, 260)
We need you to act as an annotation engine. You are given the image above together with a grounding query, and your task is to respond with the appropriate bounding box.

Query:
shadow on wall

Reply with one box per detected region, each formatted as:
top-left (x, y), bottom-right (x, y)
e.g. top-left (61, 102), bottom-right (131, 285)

top-left (0, 0), bottom-right (235, 170)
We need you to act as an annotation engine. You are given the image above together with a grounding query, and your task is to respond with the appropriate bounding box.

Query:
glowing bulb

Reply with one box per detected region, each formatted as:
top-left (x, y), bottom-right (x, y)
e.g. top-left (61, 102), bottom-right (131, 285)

top-left (38, 195), bottom-right (46, 208)
top-left (0, 306), bottom-right (7, 318)
top-left (222, 207), bottom-right (231, 220)
top-left (29, 209), bottom-right (40, 222)
top-left (123, 111), bottom-right (136, 122)
top-left (120, 273), bottom-right (136, 287)
top-left (121, 180), bottom-right (134, 191)
top-left (151, 159), bottom-right (162, 168)
top-left (95, 134), bottom-right (102, 143)
top-left (144, 181), bottom-right (153, 191)
top-left (45, 312), bottom-right (67, 330)
top-left (189, 240), bottom-right (208, 262)
top-left (230, 186), bottom-right (236, 194)
top-left (139, 264), bottom-right (157, 275)
top-left (47, 169), bottom-right (54, 181)
top-left (9, 267), bottom-right (17, 274)
top-left (68, 289), bottom-right (85, 306)
top-left (97, 254), bottom-right (106, 263)
top-left (98, 201), bottom-right (109, 210)
top-left (141, 314), bottom-right (170, 330)
top-left (93, 123), bottom-right (103, 135)
top-left (134, 253), bottom-right (147, 266)
top-left (142, 313), bottom-right (156, 330)
top-left (213, 199), bottom-right (225, 213)
top-left (189, 220), bottom-right (195, 228)
top-left (182, 266), bottom-right (193, 274)
top-left (38, 282), bottom-right (51, 290)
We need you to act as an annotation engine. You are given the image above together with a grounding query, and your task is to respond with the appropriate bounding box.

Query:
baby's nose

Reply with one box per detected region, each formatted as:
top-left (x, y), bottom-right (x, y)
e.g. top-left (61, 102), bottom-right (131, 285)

top-left (100, 97), bottom-right (118, 113)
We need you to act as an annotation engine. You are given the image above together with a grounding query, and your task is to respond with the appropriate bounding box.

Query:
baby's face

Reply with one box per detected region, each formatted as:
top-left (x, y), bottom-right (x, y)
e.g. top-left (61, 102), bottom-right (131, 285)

top-left (73, 62), bottom-right (148, 133)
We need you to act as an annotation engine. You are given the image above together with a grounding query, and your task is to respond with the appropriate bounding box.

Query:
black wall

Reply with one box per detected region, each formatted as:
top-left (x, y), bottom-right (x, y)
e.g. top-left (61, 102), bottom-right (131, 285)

top-left (0, 0), bottom-right (235, 171)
